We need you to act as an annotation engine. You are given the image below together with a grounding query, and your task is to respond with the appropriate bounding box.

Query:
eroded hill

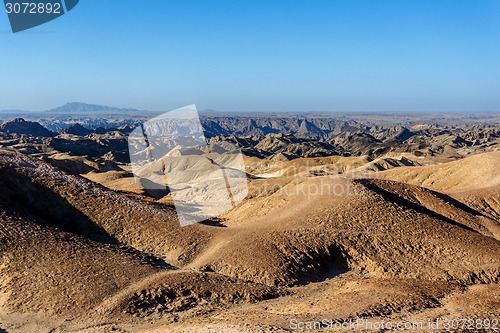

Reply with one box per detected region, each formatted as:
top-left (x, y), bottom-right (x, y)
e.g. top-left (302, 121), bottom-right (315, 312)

top-left (0, 146), bottom-right (499, 332)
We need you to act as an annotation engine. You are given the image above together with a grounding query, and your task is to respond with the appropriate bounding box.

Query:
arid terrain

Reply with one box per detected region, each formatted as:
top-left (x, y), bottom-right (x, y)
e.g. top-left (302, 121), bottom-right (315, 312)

top-left (0, 109), bottom-right (499, 332)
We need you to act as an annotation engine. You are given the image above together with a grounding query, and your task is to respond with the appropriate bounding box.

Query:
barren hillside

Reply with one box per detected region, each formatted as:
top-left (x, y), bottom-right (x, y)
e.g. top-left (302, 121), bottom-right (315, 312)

top-left (0, 125), bottom-right (499, 332)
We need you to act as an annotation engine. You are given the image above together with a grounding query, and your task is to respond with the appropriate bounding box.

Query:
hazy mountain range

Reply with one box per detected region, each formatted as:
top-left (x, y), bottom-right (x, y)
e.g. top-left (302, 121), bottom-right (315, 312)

top-left (1, 102), bottom-right (140, 114)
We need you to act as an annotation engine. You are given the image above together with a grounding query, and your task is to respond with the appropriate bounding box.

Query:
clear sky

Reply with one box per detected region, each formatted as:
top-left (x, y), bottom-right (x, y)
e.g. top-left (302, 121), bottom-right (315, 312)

top-left (1, 0), bottom-right (500, 112)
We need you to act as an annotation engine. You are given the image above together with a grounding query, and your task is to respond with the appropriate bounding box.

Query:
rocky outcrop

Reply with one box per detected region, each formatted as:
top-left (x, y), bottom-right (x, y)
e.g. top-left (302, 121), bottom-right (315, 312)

top-left (0, 118), bottom-right (55, 137)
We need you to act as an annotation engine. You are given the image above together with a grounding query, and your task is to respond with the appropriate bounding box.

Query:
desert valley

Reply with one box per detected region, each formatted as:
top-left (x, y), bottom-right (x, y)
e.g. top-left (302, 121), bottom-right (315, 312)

top-left (0, 105), bottom-right (499, 332)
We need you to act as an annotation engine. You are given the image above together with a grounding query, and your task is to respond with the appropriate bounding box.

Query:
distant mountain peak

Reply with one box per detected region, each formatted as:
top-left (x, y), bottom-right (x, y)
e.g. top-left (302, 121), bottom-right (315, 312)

top-left (45, 102), bottom-right (139, 114)
top-left (3, 117), bottom-right (26, 123)
top-left (59, 123), bottom-right (91, 136)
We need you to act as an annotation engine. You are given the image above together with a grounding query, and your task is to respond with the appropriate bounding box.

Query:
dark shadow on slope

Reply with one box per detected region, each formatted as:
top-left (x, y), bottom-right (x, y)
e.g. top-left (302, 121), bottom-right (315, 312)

top-left (356, 179), bottom-right (478, 233)
top-left (305, 245), bottom-right (349, 283)
top-left (0, 164), bottom-right (119, 244)
top-left (430, 189), bottom-right (493, 218)
top-left (137, 177), bottom-right (170, 199)
top-left (294, 244), bottom-right (350, 285)
top-left (200, 217), bottom-right (228, 227)
top-left (0, 164), bottom-right (174, 268)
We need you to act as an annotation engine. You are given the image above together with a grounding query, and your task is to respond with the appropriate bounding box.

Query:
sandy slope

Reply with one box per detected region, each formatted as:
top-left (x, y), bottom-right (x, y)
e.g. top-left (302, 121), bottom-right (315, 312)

top-left (0, 150), bottom-right (279, 332)
top-left (1, 149), bottom-right (499, 332)
top-left (379, 150), bottom-right (500, 238)
top-left (378, 151), bottom-right (500, 192)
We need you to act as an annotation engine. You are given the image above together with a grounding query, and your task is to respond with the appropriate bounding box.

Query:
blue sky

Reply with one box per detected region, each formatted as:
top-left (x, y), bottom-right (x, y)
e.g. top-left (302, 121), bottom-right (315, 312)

top-left (1, 0), bottom-right (500, 112)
